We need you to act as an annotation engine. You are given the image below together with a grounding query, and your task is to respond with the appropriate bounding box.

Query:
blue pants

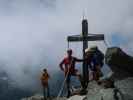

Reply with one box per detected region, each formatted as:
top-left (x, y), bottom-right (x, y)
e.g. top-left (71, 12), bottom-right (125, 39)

top-left (66, 74), bottom-right (71, 98)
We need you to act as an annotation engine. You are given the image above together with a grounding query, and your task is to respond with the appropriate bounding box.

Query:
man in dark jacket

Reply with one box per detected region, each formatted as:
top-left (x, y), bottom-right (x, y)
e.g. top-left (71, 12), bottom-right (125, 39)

top-left (85, 46), bottom-right (104, 81)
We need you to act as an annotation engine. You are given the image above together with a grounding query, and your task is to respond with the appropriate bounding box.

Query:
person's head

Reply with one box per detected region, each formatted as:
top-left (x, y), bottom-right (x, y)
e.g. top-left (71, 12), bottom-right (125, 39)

top-left (85, 48), bottom-right (94, 58)
top-left (67, 49), bottom-right (73, 57)
top-left (90, 46), bottom-right (98, 52)
top-left (43, 68), bottom-right (47, 73)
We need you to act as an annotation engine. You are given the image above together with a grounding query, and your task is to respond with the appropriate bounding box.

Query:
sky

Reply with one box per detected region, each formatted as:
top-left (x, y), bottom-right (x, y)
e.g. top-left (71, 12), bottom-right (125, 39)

top-left (0, 0), bottom-right (133, 91)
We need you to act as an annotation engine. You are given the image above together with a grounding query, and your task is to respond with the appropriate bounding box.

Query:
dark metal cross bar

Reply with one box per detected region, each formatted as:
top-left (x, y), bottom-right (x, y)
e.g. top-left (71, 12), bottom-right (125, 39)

top-left (67, 19), bottom-right (104, 88)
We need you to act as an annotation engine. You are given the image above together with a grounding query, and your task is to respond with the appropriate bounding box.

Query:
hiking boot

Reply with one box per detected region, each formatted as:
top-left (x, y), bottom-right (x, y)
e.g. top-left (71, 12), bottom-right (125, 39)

top-left (67, 90), bottom-right (71, 98)
top-left (80, 88), bottom-right (88, 95)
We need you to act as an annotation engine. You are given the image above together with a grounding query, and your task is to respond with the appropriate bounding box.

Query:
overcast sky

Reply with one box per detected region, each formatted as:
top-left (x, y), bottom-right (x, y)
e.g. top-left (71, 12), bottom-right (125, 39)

top-left (0, 0), bottom-right (133, 90)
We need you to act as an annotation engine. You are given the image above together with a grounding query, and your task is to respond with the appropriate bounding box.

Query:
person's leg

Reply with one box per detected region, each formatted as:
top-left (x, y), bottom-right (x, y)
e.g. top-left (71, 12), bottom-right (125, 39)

top-left (43, 87), bottom-right (46, 100)
top-left (95, 65), bottom-right (102, 81)
top-left (66, 74), bottom-right (71, 98)
top-left (93, 71), bottom-right (97, 80)
top-left (98, 65), bottom-right (103, 77)
top-left (74, 70), bottom-right (88, 94)
top-left (92, 65), bottom-right (98, 81)
top-left (47, 84), bottom-right (50, 98)
top-left (74, 70), bottom-right (84, 87)
top-left (89, 70), bottom-right (94, 81)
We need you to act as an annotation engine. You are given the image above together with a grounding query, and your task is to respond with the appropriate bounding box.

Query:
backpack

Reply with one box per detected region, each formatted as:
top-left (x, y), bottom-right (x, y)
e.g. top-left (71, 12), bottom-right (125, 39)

top-left (94, 50), bottom-right (104, 67)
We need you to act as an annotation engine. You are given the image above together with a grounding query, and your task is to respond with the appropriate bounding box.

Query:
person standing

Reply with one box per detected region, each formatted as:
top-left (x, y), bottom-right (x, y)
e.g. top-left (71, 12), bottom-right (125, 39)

top-left (59, 49), bottom-right (83, 98)
top-left (85, 46), bottom-right (104, 81)
top-left (40, 68), bottom-right (50, 100)
top-left (85, 48), bottom-right (94, 81)
top-left (90, 46), bottom-right (104, 81)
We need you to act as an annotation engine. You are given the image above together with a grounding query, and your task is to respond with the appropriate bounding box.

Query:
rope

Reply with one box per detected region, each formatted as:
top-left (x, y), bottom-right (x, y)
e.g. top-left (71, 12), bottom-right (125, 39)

top-left (103, 40), bottom-right (109, 48)
top-left (68, 41), bottom-right (70, 49)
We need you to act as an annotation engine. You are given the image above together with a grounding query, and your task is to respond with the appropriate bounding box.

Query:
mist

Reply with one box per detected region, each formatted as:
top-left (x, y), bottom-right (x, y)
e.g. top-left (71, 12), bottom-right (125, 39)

top-left (0, 0), bottom-right (133, 92)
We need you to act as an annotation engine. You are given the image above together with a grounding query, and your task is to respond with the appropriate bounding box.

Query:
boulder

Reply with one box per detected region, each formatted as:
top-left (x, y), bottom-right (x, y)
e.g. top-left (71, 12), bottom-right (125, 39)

top-left (105, 47), bottom-right (133, 78)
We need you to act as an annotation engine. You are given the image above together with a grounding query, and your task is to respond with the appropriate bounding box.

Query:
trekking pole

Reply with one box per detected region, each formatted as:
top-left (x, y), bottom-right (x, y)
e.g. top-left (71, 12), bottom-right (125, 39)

top-left (56, 69), bottom-right (70, 100)
top-left (104, 39), bottom-right (110, 48)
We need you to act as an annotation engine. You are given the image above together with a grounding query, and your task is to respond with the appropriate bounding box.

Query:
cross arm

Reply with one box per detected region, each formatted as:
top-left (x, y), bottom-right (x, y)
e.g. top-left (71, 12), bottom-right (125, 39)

top-left (67, 34), bottom-right (104, 42)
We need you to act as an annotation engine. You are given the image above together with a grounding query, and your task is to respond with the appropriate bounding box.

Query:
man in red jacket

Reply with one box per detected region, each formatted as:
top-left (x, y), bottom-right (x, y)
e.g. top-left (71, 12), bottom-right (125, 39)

top-left (59, 49), bottom-right (83, 98)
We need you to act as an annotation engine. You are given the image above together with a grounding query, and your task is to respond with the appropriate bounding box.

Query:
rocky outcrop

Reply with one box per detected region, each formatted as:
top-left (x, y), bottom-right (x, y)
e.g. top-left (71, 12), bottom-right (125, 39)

top-left (105, 47), bottom-right (133, 74)
top-left (105, 47), bottom-right (133, 80)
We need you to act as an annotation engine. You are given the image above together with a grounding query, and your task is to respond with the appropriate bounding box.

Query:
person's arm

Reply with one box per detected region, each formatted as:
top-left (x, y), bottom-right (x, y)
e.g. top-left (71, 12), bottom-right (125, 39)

top-left (40, 74), bottom-right (43, 80)
top-left (59, 59), bottom-right (65, 71)
top-left (47, 73), bottom-right (50, 79)
top-left (74, 57), bottom-right (84, 62)
top-left (40, 73), bottom-right (44, 84)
